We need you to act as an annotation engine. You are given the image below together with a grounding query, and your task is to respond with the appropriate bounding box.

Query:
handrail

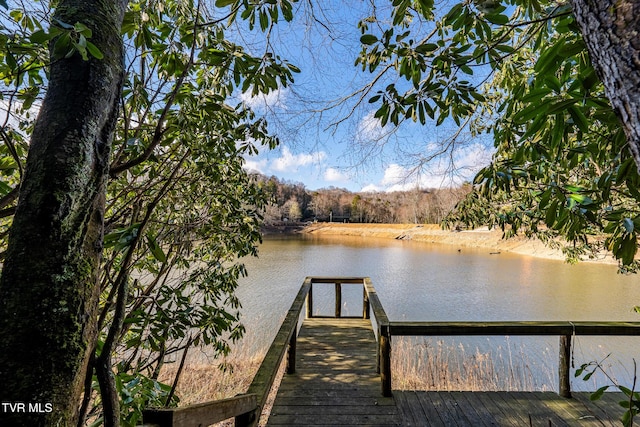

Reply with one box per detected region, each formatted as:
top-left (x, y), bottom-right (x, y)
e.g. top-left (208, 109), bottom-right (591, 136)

top-left (236, 277), bottom-right (312, 426)
top-left (142, 278), bottom-right (312, 427)
top-left (305, 276), bottom-right (393, 396)
top-left (141, 276), bottom-right (640, 425)
top-left (388, 321), bottom-right (640, 336)
top-left (362, 277), bottom-right (392, 397)
top-left (142, 394), bottom-right (256, 427)
top-left (384, 321), bottom-right (640, 398)
top-left (306, 278), bottom-right (640, 399)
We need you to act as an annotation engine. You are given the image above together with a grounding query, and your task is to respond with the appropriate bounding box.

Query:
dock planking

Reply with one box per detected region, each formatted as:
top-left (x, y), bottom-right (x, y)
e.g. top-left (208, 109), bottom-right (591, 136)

top-left (266, 317), bottom-right (627, 427)
top-left (141, 278), bottom-right (640, 426)
top-left (397, 391), bottom-right (625, 426)
top-left (267, 317), bottom-right (399, 426)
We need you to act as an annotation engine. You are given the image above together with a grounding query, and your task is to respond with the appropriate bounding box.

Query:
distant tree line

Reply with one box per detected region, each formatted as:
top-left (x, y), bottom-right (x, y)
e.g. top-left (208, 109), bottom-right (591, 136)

top-left (254, 174), bottom-right (471, 224)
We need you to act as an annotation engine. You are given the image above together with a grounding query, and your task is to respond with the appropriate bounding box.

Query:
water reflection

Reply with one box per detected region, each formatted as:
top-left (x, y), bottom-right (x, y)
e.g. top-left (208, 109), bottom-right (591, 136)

top-left (230, 234), bottom-right (640, 391)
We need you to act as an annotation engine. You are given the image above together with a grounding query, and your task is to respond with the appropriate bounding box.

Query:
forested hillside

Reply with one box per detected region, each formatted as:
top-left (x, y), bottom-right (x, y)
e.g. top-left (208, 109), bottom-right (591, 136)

top-left (254, 175), bottom-right (471, 224)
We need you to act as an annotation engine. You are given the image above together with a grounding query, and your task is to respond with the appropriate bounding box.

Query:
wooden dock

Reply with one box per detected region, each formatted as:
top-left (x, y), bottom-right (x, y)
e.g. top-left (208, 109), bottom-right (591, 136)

top-left (142, 277), bottom-right (639, 427)
top-left (267, 317), bottom-right (625, 426)
top-left (267, 318), bottom-right (398, 426)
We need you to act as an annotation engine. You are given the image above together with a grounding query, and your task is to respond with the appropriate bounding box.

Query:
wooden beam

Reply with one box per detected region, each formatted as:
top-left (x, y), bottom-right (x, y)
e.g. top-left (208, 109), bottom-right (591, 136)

top-left (309, 277), bottom-right (366, 284)
top-left (143, 394), bottom-right (256, 427)
top-left (363, 286), bottom-right (370, 320)
top-left (335, 282), bottom-right (342, 318)
top-left (287, 331), bottom-right (297, 374)
top-left (363, 277), bottom-right (389, 327)
top-left (243, 278), bottom-right (311, 425)
top-left (306, 282), bottom-right (313, 318)
top-left (388, 321), bottom-right (640, 336)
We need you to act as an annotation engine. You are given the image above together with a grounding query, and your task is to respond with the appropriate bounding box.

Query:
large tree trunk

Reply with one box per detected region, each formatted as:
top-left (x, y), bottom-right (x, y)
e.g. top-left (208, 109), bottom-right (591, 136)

top-left (570, 0), bottom-right (640, 171)
top-left (0, 1), bottom-right (126, 426)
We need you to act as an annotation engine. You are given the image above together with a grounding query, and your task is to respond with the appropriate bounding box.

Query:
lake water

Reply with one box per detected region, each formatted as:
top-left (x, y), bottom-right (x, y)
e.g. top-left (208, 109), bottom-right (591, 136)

top-left (226, 234), bottom-right (640, 392)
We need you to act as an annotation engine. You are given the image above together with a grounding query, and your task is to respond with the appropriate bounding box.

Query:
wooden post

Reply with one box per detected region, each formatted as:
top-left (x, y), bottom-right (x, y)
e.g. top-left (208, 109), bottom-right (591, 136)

top-left (363, 286), bottom-right (370, 319)
top-left (376, 340), bottom-right (380, 374)
top-left (306, 282), bottom-right (313, 318)
top-left (335, 282), bottom-right (342, 318)
top-left (286, 330), bottom-right (297, 374)
top-left (559, 334), bottom-right (572, 398)
top-left (234, 408), bottom-right (256, 427)
top-left (380, 327), bottom-right (392, 397)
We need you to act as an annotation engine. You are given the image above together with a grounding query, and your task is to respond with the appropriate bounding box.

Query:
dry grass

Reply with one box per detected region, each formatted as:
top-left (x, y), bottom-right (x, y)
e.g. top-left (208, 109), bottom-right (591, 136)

top-left (158, 345), bottom-right (284, 427)
top-left (160, 336), bottom-right (554, 425)
top-left (392, 337), bottom-right (554, 392)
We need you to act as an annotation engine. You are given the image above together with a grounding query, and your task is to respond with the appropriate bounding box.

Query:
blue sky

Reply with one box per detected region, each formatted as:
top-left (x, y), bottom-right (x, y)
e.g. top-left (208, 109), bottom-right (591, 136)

top-left (236, 0), bottom-right (494, 192)
top-left (0, 1), bottom-right (494, 193)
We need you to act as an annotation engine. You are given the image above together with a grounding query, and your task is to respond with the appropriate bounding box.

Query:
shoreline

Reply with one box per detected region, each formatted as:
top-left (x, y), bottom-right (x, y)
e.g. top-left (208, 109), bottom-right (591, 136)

top-left (299, 223), bottom-right (617, 265)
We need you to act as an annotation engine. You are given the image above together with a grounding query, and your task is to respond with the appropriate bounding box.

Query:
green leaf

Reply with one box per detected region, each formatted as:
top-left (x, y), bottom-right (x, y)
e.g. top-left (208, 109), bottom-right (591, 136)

top-left (568, 193), bottom-right (592, 205)
top-left (0, 181), bottom-right (13, 196)
top-left (485, 13), bottom-right (508, 25)
top-left (590, 386), bottom-right (609, 401)
top-left (53, 32), bottom-right (72, 59)
top-left (360, 34), bottom-right (378, 45)
top-left (53, 19), bottom-right (74, 30)
top-left (5, 52), bottom-right (17, 70)
top-left (567, 106), bottom-right (589, 133)
top-left (73, 22), bottom-right (92, 37)
top-left (86, 41), bottom-right (103, 59)
top-left (415, 43), bottom-right (438, 54)
top-left (146, 233), bottom-right (167, 263)
top-left (259, 10), bottom-right (268, 31)
top-left (29, 29), bottom-right (50, 44)
top-left (545, 200), bottom-right (558, 227)
top-left (547, 99), bottom-right (578, 115)
top-left (215, 0), bottom-right (236, 6)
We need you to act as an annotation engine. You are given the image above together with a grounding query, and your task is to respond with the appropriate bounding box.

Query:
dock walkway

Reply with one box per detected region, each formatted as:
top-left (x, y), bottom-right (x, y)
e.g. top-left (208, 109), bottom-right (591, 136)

top-left (267, 317), bottom-right (625, 426)
top-left (142, 277), bottom-right (638, 427)
top-left (267, 318), bottom-right (398, 426)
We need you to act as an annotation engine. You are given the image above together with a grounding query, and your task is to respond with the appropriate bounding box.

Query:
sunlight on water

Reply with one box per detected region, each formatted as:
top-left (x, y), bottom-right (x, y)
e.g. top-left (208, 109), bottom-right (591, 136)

top-left (227, 234), bottom-right (640, 392)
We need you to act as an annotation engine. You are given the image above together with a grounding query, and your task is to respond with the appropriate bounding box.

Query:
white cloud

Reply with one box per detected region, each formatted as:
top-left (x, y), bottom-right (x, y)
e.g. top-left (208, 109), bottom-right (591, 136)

top-left (242, 158), bottom-right (268, 174)
top-left (360, 183), bottom-right (382, 192)
top-left (368, 148), bottom-right (490, 192)
top-left (453, 142), bottom-right (493, 172)
top-left (380, 164), bottom-right (408, 187)
top-left (357, 111), bottom-right (386, 141)
top-left (240, 87), bottom-right (289, 110)
top-left (324, 167), bottom-right (348, 182)
top-left (271, 146), bottom-right (327, 172)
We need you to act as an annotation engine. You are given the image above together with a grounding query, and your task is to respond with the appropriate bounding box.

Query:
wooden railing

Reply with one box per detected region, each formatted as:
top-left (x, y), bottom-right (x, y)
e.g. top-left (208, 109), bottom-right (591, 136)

top-left (383, 320), bottom-right (640, 398)
top-left (142, 394), bottom-right (257, 426)
top-left (142, 279), bottom-right (309, 427)
top-left (313, 277), bottom-right (640, 399)
top-left (304, 277), bottom-right (392, 399)
top-left (142, 276), bottom-right (640, 426)
top-left (142, 277), bottom-right (378, 426)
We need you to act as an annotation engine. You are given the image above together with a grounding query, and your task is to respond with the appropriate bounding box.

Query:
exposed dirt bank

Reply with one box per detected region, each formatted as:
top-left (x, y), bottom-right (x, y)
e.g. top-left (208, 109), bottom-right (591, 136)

top-left (302, 223), bottom-right (617, 265)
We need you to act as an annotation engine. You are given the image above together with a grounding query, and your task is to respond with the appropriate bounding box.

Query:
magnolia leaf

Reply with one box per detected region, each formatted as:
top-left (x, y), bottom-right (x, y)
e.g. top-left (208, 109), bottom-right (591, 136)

top-left (146, 233), bottom-right (167, 263)
top-left (360, 34), bottom-right (378, 45)
top-left (86, 41), bottom-right (103, 59)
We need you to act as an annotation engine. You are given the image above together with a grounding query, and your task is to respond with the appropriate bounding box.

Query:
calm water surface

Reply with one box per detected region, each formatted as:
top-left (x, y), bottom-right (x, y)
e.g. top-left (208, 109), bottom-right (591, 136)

top-left (229, 234), bottom-right (640, 391)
